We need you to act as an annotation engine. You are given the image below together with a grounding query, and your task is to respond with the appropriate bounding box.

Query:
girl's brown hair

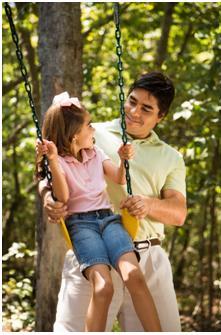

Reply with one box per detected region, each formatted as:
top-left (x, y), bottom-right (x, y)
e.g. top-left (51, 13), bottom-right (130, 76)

top-left (42, 103), bottom-right (87, 155)
top-left (36, 102), bottom-right (87, 180)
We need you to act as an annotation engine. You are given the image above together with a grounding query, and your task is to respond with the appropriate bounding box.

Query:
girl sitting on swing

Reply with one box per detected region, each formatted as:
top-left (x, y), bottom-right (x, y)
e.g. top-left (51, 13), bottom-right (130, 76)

top-left (36, 92), bottom-right (161, 332)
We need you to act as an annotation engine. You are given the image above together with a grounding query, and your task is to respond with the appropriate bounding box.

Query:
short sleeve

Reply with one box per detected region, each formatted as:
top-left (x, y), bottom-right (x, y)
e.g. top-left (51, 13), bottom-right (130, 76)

top-left (57, 156), bottom-right (67, 176)
top-left (94, 145), bottom-right (110, 162)
top-left (162, 155), bottom-right (186, 197)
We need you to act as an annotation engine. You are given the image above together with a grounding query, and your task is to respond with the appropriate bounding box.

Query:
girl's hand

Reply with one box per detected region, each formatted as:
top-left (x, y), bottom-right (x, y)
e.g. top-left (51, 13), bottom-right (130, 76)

top-left (36, 139), bottom-right (58, 161)
top-left (118, 143), bottom-right (135, 161)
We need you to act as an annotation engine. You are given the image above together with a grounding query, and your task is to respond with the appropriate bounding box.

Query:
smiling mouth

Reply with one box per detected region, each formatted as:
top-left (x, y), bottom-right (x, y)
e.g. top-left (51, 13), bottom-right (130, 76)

top-left (126, 114), bottom-right (142, 125)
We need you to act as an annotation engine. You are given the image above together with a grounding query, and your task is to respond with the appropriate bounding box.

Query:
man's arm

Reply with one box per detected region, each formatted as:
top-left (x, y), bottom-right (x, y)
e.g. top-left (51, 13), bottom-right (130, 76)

top-left (38, 179), bottom-right (68, 223)
top-left (120, 189), bottom-right (187, 227)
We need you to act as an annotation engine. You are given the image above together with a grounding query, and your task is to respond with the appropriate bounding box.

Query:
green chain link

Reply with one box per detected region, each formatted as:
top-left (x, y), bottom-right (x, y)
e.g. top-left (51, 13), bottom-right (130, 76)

top-left (114, 3), bottom-right (132, 196)
top-left (4, 2), bottom-right (52, 185)
top-left (5, 2), bottom-right (133, 196)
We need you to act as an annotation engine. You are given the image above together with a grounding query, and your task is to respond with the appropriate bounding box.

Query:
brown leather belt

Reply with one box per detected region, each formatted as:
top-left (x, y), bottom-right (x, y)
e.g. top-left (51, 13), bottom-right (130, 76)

top-left (134, 238), bottom-right (161, 251)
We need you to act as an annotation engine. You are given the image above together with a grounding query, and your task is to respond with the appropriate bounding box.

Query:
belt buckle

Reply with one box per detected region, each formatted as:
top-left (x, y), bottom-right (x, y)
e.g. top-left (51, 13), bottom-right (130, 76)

top-left (134, 239), bottom-right (151, 252)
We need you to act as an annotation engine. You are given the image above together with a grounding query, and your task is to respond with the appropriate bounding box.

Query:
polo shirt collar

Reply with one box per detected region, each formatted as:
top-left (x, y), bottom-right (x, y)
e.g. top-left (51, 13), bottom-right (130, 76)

top-left (62, 148), bottom-right (96, 164)
top-left (107, 118), bottom-right (162, 145)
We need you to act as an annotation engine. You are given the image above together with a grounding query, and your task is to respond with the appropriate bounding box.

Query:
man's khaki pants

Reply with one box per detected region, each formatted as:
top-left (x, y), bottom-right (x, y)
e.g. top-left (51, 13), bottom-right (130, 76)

top-left (54, 246), bottom-right (181, 332)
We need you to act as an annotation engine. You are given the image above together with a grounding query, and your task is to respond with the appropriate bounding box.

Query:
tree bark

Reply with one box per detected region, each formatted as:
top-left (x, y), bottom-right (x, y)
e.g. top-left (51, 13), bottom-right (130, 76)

top-left (36, 3), bottom-right (83, 331)
top-left (173, 226), bottom-right (190, 289)
top-left (155, 3), bottom-right (176, 68)
top-left (38, 2), bottom-right (83, 119)
top-left (168, 226), bottom-right (178, 260)
top-left (208, 140), bottom-right (219, 323)
top-left (198, 195), bottom-right (209, 322)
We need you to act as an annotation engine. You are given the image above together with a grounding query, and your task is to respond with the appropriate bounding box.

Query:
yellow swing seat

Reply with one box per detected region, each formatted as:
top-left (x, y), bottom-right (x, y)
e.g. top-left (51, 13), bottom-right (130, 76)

top-left (60, 217), bottom-right (73, 249)
top-left (60, 209), bottom-right (139, 248)
top-left (121, 208), bottom-right (139, 240)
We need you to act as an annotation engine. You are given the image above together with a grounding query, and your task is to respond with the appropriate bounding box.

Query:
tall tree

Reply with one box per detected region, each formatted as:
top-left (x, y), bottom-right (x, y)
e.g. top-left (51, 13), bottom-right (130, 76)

top-left (2, 2), bottom-right (221, 331)
top-left (36, 3), bottom-right (83, 331)
top-left (155, 2), bottom-right (176, 67)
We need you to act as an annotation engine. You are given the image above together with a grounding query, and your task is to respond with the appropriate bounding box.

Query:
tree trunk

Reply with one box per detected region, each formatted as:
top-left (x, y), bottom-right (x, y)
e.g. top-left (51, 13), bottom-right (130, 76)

top-left (168, 226), bottom-right (178, 260)
top-left (155, 3), bottom-right (176, 68)
top-left (36, 3), bottom-right (83, 331)
top-left (208, 140), bottom-right (219, 324)
top-left (38, 2), bottom-right (83, 119)
top-left (198, 195), bottom-right (209, 324)
top-left (174, 226), bottom-right (190, 289)
top-left (177, 22), bottom-right (193, 57)
top-left (208, 189), bottom-right (216, 323)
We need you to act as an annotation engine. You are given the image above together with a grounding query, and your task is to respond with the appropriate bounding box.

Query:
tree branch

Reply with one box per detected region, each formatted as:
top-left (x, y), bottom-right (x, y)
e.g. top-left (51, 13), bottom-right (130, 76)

top-left (25, 180), bottom-right (38, 194)
top-left (83, 3), bottom-right (131, 39)
top-left (2, 119), bottom-right (31, 147)
top-left (2, 77), bottom-right (24, 96)
top-left (155, 3), bottom-right (177, 67)
top-left (177, 22), bottom-right (193, 57)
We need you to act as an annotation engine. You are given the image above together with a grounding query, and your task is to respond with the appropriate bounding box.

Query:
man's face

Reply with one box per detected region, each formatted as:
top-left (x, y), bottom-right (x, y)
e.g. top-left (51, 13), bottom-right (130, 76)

top-left (124, 88), bottom-right (163, 139)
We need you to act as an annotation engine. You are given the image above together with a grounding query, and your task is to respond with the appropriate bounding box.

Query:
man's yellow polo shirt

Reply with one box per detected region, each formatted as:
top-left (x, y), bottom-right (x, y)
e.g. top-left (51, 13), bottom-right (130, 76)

top-left (94, 119), bottom-right (186, 241)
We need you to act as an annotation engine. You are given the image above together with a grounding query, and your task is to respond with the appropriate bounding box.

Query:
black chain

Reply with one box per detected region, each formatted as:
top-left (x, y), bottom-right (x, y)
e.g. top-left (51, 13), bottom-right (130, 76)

top-left (4, 2), bottom-right (52, 185)
top-left (114, 3), bottom-right (132, 196)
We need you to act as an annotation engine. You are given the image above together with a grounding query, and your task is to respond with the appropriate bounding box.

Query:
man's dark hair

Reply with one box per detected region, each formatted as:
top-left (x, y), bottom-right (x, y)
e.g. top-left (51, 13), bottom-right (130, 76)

top-left (128, 71), bottom-right (175, 117)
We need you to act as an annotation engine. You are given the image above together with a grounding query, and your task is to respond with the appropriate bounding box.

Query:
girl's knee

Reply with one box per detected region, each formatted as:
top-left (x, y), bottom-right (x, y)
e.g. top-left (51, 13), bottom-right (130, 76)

top-left (123, 268), bottom-right (146, 292)
top-left (89, 271), bottom-right (114, 302)
top-left (93, 279), bottom-right (114, 302)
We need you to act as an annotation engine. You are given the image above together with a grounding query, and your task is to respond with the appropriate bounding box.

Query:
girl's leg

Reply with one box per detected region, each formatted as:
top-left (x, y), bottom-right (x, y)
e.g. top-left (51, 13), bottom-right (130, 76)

top-left (117, 252), bottom-right (162, 332)
top-left (84, 264), bottom-right (114, 332)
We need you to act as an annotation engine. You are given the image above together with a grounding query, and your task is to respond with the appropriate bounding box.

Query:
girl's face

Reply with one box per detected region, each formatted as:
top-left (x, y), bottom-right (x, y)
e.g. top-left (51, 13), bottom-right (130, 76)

top-left (72, 112), bottom-right (95, 152)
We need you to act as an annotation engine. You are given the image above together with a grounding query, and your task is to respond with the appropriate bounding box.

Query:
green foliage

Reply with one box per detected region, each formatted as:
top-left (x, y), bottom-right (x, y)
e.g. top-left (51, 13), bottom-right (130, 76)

top-left (2, 2), bottom-right (221, 331)
top-left (112, 319), bottom-right (121, 332)
top-left (2, 4), bottom-right (38, 252)
top-left (2, 243), bottom-right (36, 331)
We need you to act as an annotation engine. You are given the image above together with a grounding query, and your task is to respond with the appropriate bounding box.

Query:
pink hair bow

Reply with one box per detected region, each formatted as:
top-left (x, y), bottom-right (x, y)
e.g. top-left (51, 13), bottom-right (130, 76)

top-left (52, 91), bottom-right (81, 108)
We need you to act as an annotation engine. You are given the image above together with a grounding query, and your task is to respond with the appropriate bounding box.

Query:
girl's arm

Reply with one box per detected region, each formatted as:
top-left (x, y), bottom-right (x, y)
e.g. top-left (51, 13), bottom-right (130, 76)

top-left (103, 143), bottom-right (134, 185)
top-left (103, 159), bottom-right (126, 185)
top-left (37, 140), bottom-right (69, 203)
top-left (49, 157), bottom-right (69, 203)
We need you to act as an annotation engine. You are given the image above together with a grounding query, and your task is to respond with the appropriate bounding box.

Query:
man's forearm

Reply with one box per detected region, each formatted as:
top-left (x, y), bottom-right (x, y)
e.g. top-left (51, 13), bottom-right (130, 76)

top-left (147, 196), bottom-right (187, 227)
top-left (121, 191), bottom-right (187, 226)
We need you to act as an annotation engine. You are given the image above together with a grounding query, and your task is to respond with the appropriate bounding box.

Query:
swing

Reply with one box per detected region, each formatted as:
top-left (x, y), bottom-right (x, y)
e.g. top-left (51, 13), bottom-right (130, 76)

top-left (4, 2), bottom-right (72, 249)
top-left (4, 2), bottom-right (139, 248)
top-left (114, 4), bottom-right (139, 239)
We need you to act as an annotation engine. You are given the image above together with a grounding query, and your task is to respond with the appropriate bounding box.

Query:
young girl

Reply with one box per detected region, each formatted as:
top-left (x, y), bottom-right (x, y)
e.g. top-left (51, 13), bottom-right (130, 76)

top-left (37, 92), bottom-right (161, 332)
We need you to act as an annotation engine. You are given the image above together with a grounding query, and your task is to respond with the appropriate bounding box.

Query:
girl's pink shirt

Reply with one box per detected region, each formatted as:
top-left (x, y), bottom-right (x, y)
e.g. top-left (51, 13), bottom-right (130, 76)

top-left (58, 145), bottom-right (111, 215)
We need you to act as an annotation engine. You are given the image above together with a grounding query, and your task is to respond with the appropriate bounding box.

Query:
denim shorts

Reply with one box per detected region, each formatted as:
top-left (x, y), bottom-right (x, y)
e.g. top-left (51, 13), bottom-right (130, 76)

top-left (65, 209), bottom-right (134, 274)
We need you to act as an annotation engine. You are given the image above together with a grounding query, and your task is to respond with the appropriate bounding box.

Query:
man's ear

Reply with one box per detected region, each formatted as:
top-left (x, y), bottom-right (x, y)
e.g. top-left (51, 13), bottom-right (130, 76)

top-left (157, 112), bottom-right (165, 123)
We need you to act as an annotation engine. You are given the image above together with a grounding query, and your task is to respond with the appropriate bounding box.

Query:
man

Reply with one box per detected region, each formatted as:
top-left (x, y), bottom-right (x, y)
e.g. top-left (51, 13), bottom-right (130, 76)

top-left (39, 71), bottom-right (187, 331)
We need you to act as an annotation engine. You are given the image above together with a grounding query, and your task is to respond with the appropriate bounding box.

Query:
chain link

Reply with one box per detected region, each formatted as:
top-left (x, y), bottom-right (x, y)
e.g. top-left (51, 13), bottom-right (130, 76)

top-left (5, 2), bottom-right (133, 196)
top-left (114, 3), bottom-right (132, 196)
top-left (4, 2), bottom-right (52, 186)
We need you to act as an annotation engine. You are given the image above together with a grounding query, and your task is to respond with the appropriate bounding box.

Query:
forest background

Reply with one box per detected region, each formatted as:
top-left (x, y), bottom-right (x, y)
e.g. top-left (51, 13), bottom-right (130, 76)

top-left (2, 2), bottom-right (221, 332)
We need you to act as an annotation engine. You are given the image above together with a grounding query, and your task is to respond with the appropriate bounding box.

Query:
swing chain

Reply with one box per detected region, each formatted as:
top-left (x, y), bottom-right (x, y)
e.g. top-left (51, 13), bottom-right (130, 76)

top-left (114, 3), bottom-right (132, 196)
top-left (4, 2), bottom-right (53, 185)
